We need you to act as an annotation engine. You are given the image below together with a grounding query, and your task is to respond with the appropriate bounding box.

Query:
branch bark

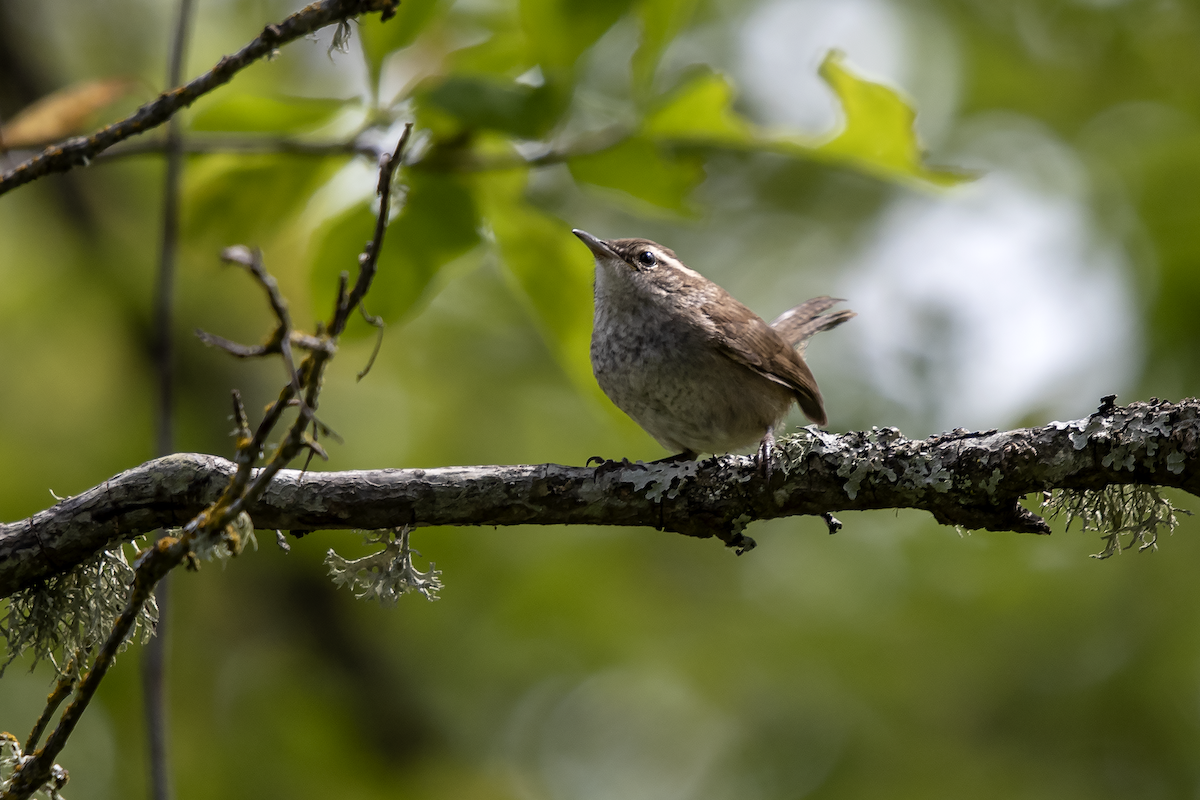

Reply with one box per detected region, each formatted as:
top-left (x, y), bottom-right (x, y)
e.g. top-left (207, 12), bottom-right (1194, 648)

top-left (3, 398), bottom-right (1199, 597)
top-left (0, 0), bottom-right (398, 197)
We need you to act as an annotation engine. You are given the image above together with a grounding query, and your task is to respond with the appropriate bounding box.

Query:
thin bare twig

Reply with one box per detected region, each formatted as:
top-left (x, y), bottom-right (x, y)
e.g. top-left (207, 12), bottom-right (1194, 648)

top-left (355, 303), bottom-right (385, 381)
top-left (24, 653), bottom-right (81, 753)
top-left (0, 120), bottom-right (414, 800)
top-left (0, 0), bottom-right (399, 197)
top-left (99, 135), bottom-right (381, 160)
top-left (218, 246), bottom-right (307, 414)
top-left (144, 0), bottom-right (193, 792)
top-left (336, 125), bottom-right (412, 332)
top-left (195, 329), bottom-right (334, 358)
top-left (234, 125), bottom-right (412, 510)
top-left (90, 129), bottom-right (618, 170)
top-left (407, 124), bottom-right (630, 174)
top-left (153, 0), bottom-right (193, 460)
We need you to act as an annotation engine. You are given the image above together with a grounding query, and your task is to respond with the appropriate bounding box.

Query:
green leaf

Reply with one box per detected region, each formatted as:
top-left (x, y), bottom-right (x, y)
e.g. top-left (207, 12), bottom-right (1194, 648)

top-left (520, 0), bottom-right (636, 72)
top-left (309, 171), bottom-right (481, 330)
top-left (642, 69), bottom-right (756, 146)
top-left (643, 56), bottom-right (971, 187)
top-left (809, 51), bottom-right (969, 187)
top-left (417, 76), bottom-right (566, 139)
top-left (443, 16), bottom-right (532, 77)
top-left (358, 0), bottom-right (444, 81)
top-left (631, 0), bottom-right (699, 99)
top-left (184, 154), bottom-right (346, 244)
top-left (474, 168), bottom-right (598, 393)
top-left (189, 94), bottom-right (348, 133)
top-left (567, 136), bottom-right (703, 213)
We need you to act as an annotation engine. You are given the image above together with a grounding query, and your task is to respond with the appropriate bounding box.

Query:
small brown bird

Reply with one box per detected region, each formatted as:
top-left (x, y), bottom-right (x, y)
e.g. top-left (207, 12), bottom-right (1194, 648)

top-left (573, 229), bottom-right (853, 465)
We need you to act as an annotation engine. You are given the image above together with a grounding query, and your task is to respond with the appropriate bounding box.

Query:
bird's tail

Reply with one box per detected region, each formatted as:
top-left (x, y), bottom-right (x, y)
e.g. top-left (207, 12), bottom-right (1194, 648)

top-left (770, 296), bottom-right (856, 356)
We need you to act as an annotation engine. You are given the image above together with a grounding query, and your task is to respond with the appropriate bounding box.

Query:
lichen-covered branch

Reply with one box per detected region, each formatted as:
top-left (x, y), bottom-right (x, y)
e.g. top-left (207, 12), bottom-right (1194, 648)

top-left (3, 397), bottom-right (1198, 597)
top-left (0, 0), bottom-right (398, 197)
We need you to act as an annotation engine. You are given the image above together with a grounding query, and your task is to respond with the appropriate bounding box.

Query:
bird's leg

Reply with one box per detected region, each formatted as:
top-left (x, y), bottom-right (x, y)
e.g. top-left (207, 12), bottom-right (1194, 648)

top-left (757, 426), bottom-right (775, 480)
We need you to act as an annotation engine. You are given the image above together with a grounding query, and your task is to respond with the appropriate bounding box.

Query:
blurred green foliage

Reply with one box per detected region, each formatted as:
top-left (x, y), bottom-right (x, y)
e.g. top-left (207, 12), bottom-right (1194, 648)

top-left (189, 94), bottom-right (348, 133)
top-left (3, 0), bottom-right (1200, 798)
top-left (309, 170), bottom-right (481, 325)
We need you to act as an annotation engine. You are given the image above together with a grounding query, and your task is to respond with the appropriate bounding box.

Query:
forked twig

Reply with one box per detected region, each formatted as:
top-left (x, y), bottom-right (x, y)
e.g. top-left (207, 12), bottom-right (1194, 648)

top-left (0, 127), bottom-right (414, 800)
top-left (23, 652), bottom-right (81, 753)
top-left (356, 303), bottom-right (386, 382)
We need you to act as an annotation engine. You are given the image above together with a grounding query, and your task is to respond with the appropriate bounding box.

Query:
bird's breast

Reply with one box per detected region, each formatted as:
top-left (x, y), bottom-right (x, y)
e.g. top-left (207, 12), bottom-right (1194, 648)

top-left (591, 282), bottom-right (793, 454)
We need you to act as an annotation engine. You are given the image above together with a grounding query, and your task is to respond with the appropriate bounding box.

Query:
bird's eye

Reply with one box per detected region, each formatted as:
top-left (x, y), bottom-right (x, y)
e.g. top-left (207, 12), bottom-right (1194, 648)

top-left (637, 250), bottom-right (657, 267)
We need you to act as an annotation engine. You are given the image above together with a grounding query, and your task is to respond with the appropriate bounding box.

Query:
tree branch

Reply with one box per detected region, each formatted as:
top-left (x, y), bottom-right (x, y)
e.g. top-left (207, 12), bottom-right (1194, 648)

top-left (3, 398), bottom-right (1198, 597)
top-left (0, 0), bottom-right (398, 197)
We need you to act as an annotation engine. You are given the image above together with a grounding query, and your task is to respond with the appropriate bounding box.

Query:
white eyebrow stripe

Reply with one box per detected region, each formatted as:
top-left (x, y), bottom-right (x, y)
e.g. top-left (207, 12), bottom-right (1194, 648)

top-left (673, 262), bottom-right (704, 280)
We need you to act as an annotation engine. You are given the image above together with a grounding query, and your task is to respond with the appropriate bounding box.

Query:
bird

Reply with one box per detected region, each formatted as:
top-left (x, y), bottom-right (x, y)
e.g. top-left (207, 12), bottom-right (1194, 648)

top-left (573, 229), bottom-right (853, 468)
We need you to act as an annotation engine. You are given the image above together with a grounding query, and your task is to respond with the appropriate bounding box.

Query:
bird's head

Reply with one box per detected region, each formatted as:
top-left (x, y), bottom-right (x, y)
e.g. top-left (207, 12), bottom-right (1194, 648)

top-left (572, 229), bottom-right (707, 299)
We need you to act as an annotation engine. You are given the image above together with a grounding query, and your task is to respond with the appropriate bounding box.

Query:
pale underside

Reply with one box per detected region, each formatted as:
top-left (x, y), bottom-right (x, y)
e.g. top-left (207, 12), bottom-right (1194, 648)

top-left (592, 258), bottom-right (798, 455)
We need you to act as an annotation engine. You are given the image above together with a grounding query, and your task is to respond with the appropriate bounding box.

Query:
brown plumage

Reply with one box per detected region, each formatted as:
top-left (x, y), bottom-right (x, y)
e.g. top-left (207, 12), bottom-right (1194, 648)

top-left (575, 230), bottom-right (853, 459)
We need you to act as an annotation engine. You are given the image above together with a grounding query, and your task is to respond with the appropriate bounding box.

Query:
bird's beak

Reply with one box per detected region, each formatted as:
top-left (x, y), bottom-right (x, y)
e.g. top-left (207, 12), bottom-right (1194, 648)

top-left (572, 229), bottom-right (618, 260)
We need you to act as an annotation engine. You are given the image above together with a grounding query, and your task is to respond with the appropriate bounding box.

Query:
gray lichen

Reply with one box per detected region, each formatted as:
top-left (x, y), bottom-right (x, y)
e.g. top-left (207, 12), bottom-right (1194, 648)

top-left (1, 540), bottom-right (158, 679)
top-left (785, 426), bottom-right (959, 500)
top-left (838, 429), bottom-right (901, 499)
top-left (776, 427), bottom-right (831, 476)
top-left (189, 511), bottom-right (257, 564)
top-left (626, 460), bottom-right (700, 501)
top-left (984, 468), bottom-right (1002, 497)
top-left (1043, 485), bottom-right (1187, 559)
top-left (1063, 409), bottom-right (1182, 474)
top-left (1066, 416), bottom-right (1108, 451)
top-left (325, 527), bottom-right (442, 604)
top-left (0, 733), bottom-right (68, 800)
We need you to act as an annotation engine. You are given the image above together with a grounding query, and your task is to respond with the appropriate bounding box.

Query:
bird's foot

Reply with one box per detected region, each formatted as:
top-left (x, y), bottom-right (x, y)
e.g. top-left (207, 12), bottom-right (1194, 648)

top-left (588, 456), bottom-right (639, 478)
top-left (757, 428), bottom-right (775, 481)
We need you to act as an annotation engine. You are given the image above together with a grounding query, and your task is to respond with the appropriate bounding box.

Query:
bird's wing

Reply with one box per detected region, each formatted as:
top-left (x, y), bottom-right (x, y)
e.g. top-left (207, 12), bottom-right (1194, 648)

top-left (700, 296), bottom-right (827, 426)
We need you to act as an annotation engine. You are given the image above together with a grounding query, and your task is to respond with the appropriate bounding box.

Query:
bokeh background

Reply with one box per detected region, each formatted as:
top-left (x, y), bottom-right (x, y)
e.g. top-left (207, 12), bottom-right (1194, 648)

top-left (4, 0), bottom-right (1200, 797)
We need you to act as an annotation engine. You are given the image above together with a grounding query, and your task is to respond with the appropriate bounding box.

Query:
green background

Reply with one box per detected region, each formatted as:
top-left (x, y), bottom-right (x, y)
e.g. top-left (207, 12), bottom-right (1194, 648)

top-left (4, 0), bottom-right (1200, 797)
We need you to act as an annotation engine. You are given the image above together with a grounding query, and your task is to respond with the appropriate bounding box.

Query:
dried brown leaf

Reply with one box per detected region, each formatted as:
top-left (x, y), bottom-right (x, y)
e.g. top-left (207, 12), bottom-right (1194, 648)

top-left (1, 78), bottom-right (140, 149)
